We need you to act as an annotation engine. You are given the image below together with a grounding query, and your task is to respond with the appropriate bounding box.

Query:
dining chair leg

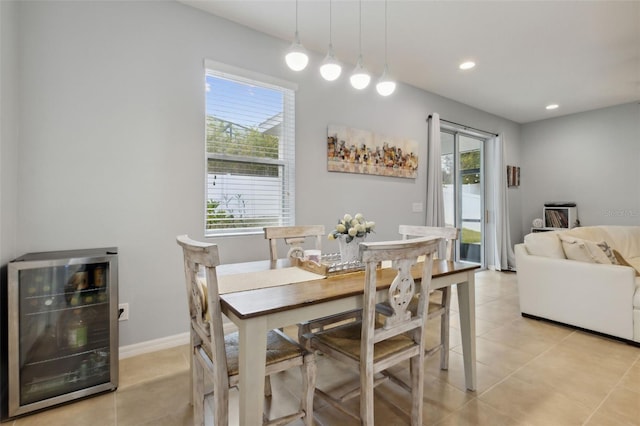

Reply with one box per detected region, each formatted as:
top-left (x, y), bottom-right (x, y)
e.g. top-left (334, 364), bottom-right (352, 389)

top-left (192, 354), bottom-right (205, 426)
top-left (440, 287), bottom-right (452, 370)
top-left (212, 371), bottom-right (229, 426)
top-left (301, 353), bottom-right (317, 426)
top-left (410, 354), bottom-right (424, 426)
top-left (189, 332), bottom-right (195, 405)
top-left (264, 376), bottom-right (272, 397)
top-left (359, 361), bottom-right (375, 425)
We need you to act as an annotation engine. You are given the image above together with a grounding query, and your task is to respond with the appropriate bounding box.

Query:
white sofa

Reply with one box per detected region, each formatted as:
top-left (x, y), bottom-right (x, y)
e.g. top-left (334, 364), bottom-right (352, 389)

top-left (515, 226), bottom-right (640, 344)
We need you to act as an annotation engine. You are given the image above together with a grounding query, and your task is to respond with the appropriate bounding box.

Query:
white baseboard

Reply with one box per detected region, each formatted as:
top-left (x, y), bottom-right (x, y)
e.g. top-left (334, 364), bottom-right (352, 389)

top-left (118, 323), bottom-right (238, 359)
top-left (118, 332), bottom-right (189, 359)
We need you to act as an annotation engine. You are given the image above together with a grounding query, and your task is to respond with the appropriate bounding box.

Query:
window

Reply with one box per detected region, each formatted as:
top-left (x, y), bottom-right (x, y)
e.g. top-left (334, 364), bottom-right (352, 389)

top-left (204, 60), bottom-right (296, 236)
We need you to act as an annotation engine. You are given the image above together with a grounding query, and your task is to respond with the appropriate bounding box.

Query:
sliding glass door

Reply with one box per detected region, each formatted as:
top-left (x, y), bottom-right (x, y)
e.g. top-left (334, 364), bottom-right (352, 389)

top-left (441, 131), bottom-right (484, 265)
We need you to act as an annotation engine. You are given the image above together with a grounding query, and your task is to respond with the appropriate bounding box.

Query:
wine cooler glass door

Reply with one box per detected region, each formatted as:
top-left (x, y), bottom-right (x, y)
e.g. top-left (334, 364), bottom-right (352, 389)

top-left (9, 251), bottom-right (117, 418)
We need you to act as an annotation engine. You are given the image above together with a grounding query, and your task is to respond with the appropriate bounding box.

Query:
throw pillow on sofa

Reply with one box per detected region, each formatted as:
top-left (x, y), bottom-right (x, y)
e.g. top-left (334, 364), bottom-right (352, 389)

top-left (524, 232), bottom-right (566, 258)
top-left (597, 241), bottom-right (619, 264)
top-left (559, 235), bottom-right (614, 264)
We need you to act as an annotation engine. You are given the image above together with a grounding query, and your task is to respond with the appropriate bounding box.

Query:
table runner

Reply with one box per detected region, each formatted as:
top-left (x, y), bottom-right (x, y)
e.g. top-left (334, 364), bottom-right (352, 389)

top-left (218, 267), bottom-right (326, 294)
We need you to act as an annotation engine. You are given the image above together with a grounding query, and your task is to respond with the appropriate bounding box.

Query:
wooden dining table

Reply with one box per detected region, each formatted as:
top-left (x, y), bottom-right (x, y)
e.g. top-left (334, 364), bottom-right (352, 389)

top-left (217, 258), bottom-right (480, 426)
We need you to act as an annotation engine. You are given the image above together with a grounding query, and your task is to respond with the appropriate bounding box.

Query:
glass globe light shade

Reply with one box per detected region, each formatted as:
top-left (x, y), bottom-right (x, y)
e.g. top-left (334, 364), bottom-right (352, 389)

top-left (349, 57), bottom-right (370, 90)
top-left (459, 61), bottom-right (476, 70)
top-left (376, 65), bottom-right (396, 96)
top-left (376, 80), bottom-right (396, 96)
top-left (285, 33), bottom-right (309, 71)
top-left (319, 47), bottom-right (342, 81)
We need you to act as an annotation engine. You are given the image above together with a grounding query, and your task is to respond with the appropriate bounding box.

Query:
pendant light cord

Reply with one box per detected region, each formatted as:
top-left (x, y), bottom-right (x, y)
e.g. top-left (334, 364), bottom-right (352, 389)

top-left (358, 0), bottom-right (362, 56)
top-left (295, 0), bottom-right (299, 34)
top-left (384, 0), bottom-right (388, 63)
top-left (329, 0), bottom-right (333, 46)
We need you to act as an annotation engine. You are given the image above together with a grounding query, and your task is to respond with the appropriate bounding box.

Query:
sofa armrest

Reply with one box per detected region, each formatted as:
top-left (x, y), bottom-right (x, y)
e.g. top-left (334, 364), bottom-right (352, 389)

top-left (515, 243), bottom-right (636, 340)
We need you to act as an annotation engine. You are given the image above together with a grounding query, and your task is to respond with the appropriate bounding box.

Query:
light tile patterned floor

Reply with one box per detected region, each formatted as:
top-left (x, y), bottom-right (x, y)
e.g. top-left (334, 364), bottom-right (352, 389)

top-left (8, 271), bottom-right (640, 425)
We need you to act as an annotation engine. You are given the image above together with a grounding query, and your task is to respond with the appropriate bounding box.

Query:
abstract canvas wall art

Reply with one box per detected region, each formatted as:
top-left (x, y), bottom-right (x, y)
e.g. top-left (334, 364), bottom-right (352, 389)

top-left (327, 124), bottom-right (418, 179)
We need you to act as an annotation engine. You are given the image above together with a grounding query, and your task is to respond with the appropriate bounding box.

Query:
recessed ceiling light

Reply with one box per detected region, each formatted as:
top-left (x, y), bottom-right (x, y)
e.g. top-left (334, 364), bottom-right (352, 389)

top-left (459, 61), bottom-right (476, 70)
top-left (546, 104), bottom-right (559, 110)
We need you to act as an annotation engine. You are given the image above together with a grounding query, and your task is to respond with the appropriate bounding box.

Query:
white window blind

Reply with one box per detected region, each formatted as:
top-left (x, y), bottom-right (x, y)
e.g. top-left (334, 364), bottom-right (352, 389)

top-left (204, 61), bottom-right (296, 236)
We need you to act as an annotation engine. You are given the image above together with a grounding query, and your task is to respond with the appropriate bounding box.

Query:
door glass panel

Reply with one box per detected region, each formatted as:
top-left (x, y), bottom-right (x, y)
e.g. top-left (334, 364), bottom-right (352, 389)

top-left (459, 136), bottom-right (482, 263)
top-left (440, 131), bottom-right (484, 265)
top-left (441, 132), bottom-right (455, 228)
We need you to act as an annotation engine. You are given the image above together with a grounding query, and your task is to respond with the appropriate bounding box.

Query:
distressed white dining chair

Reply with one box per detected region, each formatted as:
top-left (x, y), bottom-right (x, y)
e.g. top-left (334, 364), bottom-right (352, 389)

top-left (267, 224), bottom-right (366, 342)
top-left (398, 225), bottom-right (460, 370)
top-left (263, 225), bottom-right (325, 261)
top-left (300, 237), bottom-right (440, 425)
top-left (176, 235), bottom-right (316, 426)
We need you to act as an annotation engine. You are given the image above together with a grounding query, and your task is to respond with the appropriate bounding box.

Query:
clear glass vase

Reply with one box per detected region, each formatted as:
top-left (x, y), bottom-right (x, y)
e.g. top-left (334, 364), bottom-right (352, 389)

top-left (338, 235), bottom-right (365, 263)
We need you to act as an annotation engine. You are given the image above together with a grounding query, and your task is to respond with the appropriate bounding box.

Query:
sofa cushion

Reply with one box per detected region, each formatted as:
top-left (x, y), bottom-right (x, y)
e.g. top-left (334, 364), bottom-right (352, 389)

top-left (524, 232), bottom-right (565, 259)
top-left (559, 235), bottom-right (612, 264)
top-left (600, 226), bottom-right (640, 259)
top-left (634, 278), bottom-right (640, 309)
top-left (563, 226), bottom-right (614, 246)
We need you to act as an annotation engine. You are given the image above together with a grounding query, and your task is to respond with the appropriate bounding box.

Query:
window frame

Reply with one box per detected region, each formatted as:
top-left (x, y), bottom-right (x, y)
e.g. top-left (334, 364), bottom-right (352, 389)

top-left (204, 60), bottom-right (297, 237)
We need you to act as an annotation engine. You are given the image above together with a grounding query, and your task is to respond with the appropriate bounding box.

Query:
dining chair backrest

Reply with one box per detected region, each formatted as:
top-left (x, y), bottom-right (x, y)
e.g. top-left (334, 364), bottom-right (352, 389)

top-left (398, 225), bottom-right (459, 261)
top-left (264, 225), bottom-right (325, 260)
top-left (360, 237), bottom-right (439, 335)
top-left (359, 237), bottom-right (440, 424)
top-left (176, 235), bottom-right (230, 392)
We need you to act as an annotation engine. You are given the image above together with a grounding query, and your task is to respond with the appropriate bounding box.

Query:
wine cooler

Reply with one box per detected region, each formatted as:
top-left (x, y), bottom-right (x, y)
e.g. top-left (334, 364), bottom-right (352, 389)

top-left (6, 248), bottom-right (118, 418)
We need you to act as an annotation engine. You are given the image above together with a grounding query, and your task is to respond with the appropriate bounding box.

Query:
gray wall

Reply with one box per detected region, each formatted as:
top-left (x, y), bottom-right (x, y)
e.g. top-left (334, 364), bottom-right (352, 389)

top-left (0, 0), bottom-right (19, 268)
top-left (520, 102), bottom-right (640, 234)
top-left (1, 1), bottom-right (19, 416)
top-left (3, 0), bottom-right (522, 346)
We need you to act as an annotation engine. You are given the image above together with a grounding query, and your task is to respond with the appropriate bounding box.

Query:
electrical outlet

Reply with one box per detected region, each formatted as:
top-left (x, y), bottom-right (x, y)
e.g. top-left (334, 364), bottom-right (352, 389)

top-left (412, 202), bottom-right (423, 213)
top-left (118, 303), bottom-right (129, 321)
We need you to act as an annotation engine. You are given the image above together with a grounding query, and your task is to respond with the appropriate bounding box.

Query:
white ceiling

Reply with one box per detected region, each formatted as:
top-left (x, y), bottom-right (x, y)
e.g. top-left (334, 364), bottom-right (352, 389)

top-left (179, 0), bottom-right (640, 124)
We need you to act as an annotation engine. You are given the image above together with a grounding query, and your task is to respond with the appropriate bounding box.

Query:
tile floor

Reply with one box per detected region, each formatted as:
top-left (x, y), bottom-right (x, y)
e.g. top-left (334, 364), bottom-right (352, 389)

top-left (7, 270), bottom-right (640, 425)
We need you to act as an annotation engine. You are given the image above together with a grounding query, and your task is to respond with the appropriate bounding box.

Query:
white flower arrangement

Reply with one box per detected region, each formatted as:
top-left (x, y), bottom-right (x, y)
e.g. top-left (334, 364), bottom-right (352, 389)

top-left (328, 213), bottom-right (375, 243)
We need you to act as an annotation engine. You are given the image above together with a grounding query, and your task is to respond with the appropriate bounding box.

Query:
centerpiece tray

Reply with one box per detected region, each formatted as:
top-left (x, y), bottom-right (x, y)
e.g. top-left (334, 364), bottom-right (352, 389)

top-left (295, 253), bottom-right (365, 276)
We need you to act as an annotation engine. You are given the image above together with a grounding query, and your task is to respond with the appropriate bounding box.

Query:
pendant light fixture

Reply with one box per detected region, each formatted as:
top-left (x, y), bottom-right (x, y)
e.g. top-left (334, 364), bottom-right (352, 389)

top-left (376, 0), bottom-right (396, 96)
top-left (350, 0), bottom-right (370, 90)
top-left (285, 0), bottom-right (309, 72)
top-left (320, 0), bottom-right (342, 81)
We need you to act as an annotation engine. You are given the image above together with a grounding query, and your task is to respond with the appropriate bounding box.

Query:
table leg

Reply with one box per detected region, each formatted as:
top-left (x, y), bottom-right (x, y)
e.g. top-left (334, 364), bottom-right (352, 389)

top-left (456, 271), bottom-right (477, 391)
top-left (238, 316), bottom-right (268, 426)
